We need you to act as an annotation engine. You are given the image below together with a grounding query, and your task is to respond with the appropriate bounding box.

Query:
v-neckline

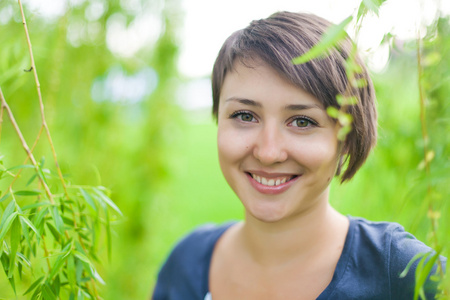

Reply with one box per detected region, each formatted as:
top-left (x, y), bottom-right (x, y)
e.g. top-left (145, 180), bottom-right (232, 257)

top-left (203, 217), bottom-right (356, 299)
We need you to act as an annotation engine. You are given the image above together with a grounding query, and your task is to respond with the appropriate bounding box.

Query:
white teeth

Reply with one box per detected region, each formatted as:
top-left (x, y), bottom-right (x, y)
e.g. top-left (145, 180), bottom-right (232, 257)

top-left (250, 173), bottom-right (292, 187)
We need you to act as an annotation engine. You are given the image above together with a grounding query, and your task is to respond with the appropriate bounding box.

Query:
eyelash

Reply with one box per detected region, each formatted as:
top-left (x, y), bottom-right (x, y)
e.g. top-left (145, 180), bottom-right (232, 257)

top-left (229, 110), bottom-right (257, 122)
top-left (287, 116), bottom-right (318, 128)
top-left (229, 111), bottom-right (318, 129)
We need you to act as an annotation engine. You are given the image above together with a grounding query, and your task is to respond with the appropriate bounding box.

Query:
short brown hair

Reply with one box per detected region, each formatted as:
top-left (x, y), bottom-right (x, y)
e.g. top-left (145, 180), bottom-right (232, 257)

top-left (211, 11), bottom-right (377, 182)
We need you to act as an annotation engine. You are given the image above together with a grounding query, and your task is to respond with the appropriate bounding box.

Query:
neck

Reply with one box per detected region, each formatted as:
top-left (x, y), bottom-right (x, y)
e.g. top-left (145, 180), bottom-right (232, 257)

top-left (239, 202), bottom-right (348, 267)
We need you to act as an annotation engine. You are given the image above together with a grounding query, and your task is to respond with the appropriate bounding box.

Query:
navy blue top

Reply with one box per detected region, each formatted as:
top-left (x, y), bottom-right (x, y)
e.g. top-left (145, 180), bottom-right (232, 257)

top-left (153, 216), bottom-right (446, 299)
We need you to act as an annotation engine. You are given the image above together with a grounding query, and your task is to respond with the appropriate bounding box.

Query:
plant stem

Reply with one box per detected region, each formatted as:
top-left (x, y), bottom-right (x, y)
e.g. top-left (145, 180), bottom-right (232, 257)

top-left (17, 0), bottom-right (70, 201)
top-left (0, 87), bottom-right (55, 205)
top-left (416, 33), bottom-right (444, 277)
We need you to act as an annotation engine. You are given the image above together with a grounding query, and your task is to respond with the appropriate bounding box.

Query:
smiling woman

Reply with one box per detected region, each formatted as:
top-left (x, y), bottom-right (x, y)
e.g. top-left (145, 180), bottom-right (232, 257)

top-left (152, 11), bottom-right (446, 300)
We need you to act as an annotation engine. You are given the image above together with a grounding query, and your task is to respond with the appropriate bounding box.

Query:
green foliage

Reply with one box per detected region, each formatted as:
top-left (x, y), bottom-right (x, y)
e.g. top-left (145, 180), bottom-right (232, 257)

top-left (0, 0), bottom-right (181, 298)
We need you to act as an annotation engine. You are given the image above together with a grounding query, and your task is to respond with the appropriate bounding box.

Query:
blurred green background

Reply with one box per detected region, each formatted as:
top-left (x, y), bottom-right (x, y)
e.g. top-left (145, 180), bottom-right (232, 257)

top-left (0, 0), bottom-right (449, 298)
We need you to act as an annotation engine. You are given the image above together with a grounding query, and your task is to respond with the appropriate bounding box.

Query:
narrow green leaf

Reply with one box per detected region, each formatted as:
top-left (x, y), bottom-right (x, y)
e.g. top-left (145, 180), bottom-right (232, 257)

top-left (0, 199), bottom-right (16, 229)
top-left (30, 284), bottom-right (41, 300)
top-left (400, 252), bottom-right (428, 278)
top-left (42, 283), bottom-right (57, 300)
top-left (19, 215), bottom-right (40, 243)
top-left (34, 207), bottom-right (49, 235)
top-left (16, 252), bottom-right (31, 267)
top-left (326, 106), bottom-right (339, 118)
top-left (14, 190), bottom-right (41, 196)
top-left (8, 275), bottom-right (16, 295)
top-left (0, 212), bottom-right (18, 242)
top-left (105, 208), bottom-right (112, 262)
top-left (52, 274), bottom-right (61, 296)
top-left (8, 217), bottom-right (21, 277)
top-left (51, 206), bottom-right (65, 235)
top-left (19, 216), bottom-right (33, 256)
top-left (93, 187), bottom-right (122, 216)
top-left (46, 222), bottom-right (61, 242)
top-left (49, 242), bottom-right (72, 279)
top-left (0, 193), bottom-right (10, 203)
top-left (23, 276), bottom-right (44, 295)
top-left (292, 16), bottom-right (353, 65)
top-left (21, 201), bottom-right (51, 211)
top-left (73, 251), bottom-right (92, 265)
top-left (79, 188), bottom-right (97, 213)
top-left (5, 164), bottom-right (35, 172)
top-left (26, 174), bottom-right (38, 186)
top-left (414, 251), bottom-right (440, 300)
top-left (67, 254), bottom-right (77, 290)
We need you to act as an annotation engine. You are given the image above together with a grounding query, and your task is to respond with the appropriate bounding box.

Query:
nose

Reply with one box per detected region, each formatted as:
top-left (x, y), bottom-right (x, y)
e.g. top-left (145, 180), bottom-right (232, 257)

top-left (253, 124), bottom-right (288, 165)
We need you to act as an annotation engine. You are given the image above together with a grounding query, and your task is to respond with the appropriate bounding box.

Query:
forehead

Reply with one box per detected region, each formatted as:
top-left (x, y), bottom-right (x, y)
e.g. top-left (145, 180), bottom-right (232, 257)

top-left (220, 61), bottom-right (324, 109)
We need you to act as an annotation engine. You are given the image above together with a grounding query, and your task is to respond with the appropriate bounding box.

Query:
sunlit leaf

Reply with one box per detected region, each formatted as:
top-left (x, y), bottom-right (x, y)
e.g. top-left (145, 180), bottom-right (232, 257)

top-left (46, 222), bottom-right (61, 242)
top-left (8, 217), bottom-right (21, 277)
top-left (5, 165), bottom-right (35, 172)
top-left (49, 241), bottom-right (72, 279)
top-left (14, 190), bottom-right (41, 196)
top-left (292, 16), bottom-right (353, 65)
top-left (23, 276), bottom-right (44, 296)
top-left (400, 252), bottom-right (428, 278)
top-left (0, 193), bottom-right (10, 203)
top-left (51, 206), bottom-right (65, 235)
top-left (42, 283), bottom-right (57, 300)
top-left (0, 199), bottom-right (16, 229)
top-left (0, 211), bottom-right (18, 242)
top-left (93, 187), bottom-right (122, 216)
top-left (79, 188), bottom-right (97, 213)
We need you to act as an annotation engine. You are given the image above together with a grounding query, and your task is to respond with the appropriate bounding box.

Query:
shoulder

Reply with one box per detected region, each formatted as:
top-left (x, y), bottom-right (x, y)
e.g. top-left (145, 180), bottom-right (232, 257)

top-left (152, 222), bottom-right (236, 300)
top-left (349, 216), bottom-right (445, 298)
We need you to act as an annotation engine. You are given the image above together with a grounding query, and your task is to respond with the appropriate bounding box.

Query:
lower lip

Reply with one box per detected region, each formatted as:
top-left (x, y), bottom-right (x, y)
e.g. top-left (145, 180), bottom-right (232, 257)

top-left (246, 173), bottom-right (299, 195)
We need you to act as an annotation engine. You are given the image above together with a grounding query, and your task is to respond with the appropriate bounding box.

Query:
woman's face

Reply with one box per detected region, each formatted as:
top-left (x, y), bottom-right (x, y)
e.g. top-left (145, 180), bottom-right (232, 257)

top-left (217, 61), bottom-right (340, 223)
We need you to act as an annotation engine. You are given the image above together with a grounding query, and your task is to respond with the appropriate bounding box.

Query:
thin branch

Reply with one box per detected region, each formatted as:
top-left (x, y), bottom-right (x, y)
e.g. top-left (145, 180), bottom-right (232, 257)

top-left (1, 125), bottom-right (44, 199)
top-left (0, 104), bottom-right (4, 145)
top-left (0, 87), bottom-right (55, 205)
top-left (416, 33), bottom-right (444, 277)
top-left (17, 0), bottom-right (70, 201)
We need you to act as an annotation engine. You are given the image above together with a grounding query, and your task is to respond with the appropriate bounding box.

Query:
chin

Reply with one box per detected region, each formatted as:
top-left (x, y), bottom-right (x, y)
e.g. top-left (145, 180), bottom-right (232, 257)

top-left (246, 202), bottom-right (290, 223)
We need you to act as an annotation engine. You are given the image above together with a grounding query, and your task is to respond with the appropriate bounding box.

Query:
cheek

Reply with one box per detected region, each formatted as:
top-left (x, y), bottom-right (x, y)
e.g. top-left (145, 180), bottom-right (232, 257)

top-left (217, 127), bottom-right (249, 165)
top-left (291, 135), bottom-right (339, 172)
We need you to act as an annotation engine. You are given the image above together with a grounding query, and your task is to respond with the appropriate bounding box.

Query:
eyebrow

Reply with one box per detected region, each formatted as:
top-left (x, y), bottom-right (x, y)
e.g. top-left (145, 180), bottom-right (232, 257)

top-left (285, 104), bottom-right (323, 111)
top-left (225, 97), bottom-right (322, 111)
top-left (225, 97), bottom-right (262, 107)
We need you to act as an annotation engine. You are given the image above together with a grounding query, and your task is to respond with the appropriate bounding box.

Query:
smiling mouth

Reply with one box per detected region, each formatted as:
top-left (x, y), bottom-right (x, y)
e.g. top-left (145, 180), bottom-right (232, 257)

top-left (248, 173), bottom-right (298, 187)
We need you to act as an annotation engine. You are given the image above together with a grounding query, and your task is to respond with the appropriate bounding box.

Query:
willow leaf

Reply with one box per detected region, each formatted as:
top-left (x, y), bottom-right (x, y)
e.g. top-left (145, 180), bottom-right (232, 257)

top-left (0, 199), bottom-right (16, 229)
top-left (8, 217), bottom-right (21, 277)
top-left (19, 215), bottom-right (40, 243)
top-left (14, 190), bottom-right (41, 196)
top-left (93, 187), bottom-right (122, 216)
top-left (80, 188), bottom-right (97, 213)
top-left (49, 242), bottom-right (72, 279)
top-left (0, 211), bottom-right (18, 242)
top-left (292, 16), bottom-right (353, 65)
top-left (42, 283), bottom-right (57, 300)
top-left (23, 275), bottom-right (44, 295)
top-left (51, 205), bottom-right (65, 235)
top-left (0, 193), bottom-right (10, 203)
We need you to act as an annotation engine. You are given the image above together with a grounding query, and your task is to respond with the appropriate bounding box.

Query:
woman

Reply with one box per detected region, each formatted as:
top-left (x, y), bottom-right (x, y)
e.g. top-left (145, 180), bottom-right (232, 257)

top-left (153, 11), bottom-right (445, 300)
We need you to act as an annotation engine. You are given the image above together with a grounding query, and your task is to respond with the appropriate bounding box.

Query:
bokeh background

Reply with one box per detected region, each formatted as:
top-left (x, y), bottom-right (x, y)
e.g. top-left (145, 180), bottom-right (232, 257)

top-left (0, 0), bottom-right (449, 298)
